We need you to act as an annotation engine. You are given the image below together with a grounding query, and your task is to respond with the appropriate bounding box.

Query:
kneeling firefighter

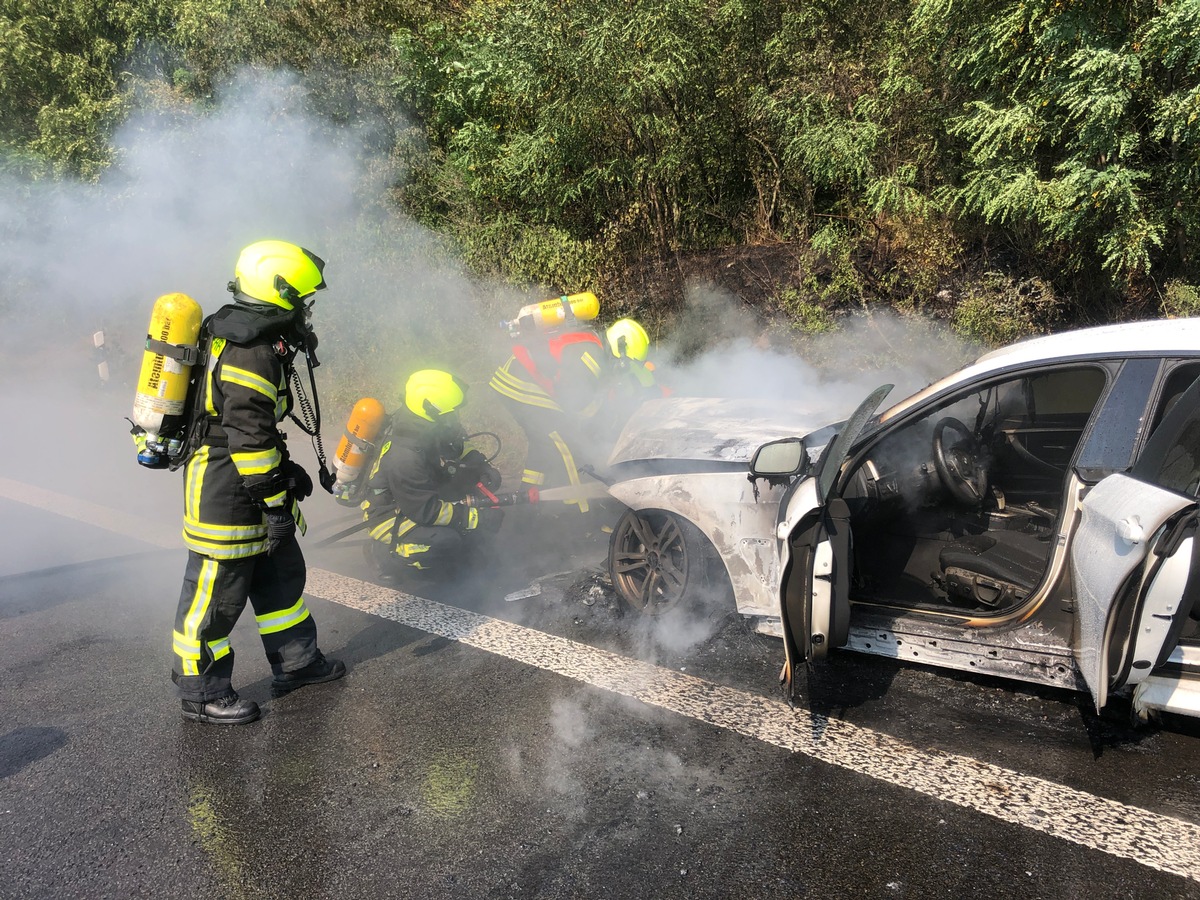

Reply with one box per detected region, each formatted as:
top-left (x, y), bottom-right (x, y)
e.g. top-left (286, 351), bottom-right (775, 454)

top-left (361, 369), bottom-right (504, 580)
top-left (170, 240), bottom-right (345, 725)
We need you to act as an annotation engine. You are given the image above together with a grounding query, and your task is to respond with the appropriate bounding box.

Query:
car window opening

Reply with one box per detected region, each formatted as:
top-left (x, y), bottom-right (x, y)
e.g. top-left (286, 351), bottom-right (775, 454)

top-left (840, 365), bottom-right (1109, 615)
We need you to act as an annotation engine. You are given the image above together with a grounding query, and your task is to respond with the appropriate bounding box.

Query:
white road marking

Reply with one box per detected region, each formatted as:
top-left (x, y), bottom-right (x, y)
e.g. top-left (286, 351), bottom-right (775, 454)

top-left (0, 476), bottom-right (180, 550)
top-left (307, 568), bottom-right (1200, 885)
top-left (2, 478), bottom-right (1199, 883)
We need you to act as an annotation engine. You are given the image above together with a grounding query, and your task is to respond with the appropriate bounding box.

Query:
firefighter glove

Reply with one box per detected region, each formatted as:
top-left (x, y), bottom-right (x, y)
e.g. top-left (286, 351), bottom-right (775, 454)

top-left (283, 459), bottom-right (313, 500)
top-left (461, 449), bottom-right (502, 491)
top-left (475, 506), bottom-right (504, 533)
top-left (264, 508), bottom-right (296, 555)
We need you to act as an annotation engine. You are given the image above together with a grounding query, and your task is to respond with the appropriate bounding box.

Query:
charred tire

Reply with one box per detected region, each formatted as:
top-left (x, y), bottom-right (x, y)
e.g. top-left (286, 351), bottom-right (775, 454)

top-left (608, 508), bottom-right (732, 616)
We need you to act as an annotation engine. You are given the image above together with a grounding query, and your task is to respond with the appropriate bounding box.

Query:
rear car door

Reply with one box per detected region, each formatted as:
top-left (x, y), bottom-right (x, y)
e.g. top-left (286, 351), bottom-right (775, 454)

top-left (1070, 371), bottom-right (1200, 712)
top-left (1070, 474), bottom-right (1198, 710)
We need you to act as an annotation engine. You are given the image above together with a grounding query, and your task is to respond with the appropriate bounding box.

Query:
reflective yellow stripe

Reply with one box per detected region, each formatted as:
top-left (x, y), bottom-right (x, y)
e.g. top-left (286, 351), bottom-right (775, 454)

top-left (274, 381), bottom-right (289, 422)
top-left (523, 468), bottom-right (545, 486)
top-left (434, 502), bottom-right (454, 526)
top-left (173, 631), bottom-right (202, 661)
top-left (231, 448), bottom-right (281, 476)
top-left (579, 395), bottom-right (604, 418)
top-left (395, 542), bottom-right (432, 558)
top-left (182, 516), bottom-right (266, 540)
top-left (207, 636), bottom-right (232, 661)
top-left (221, 364), bottom-right (278, 400)
top-left (369, 517), bottom-right (415, 542)
top-left (369, 441), bottom-right (391, 479)
top-left (549, 430), bottom-right (588, 512)
top-left (178, 559), bottom-right (219, 676)
top-left (255, 597), bottom-right (311, 635)
top-left (263, 489), bottom-right (287, 508)
top-left (467, 507), bottom-right (479, 529)
top-left (580, 351), bottom-right (601, 377)
top-left (205, 339), bottom-right (226, 416)
top-left (184, 446), bottom-right (210, 523)
top-left (368, 517), bottom-right (396, 541)
top-left (489, 363), bottom-right (561, 411)
top-left (181, 536), bottom-right (266, 559)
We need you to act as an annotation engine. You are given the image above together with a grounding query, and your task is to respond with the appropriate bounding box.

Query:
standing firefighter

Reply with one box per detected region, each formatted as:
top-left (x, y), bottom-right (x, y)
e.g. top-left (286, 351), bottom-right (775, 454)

top-left (488, 294), bottom-right (609, 514)
top-left (361, 370), bottom-right (504, 581)
top-left (601, 317), bottom-right (665, 438)
top-left (172, 240), bottom-right (345, 725)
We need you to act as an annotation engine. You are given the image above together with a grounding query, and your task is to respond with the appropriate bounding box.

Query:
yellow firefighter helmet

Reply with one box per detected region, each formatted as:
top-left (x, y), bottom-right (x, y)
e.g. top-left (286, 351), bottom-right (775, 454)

top-left (606, 318), bottom-right (650, 361)
top-left (230, 240), bottom-right (327, 311)
top-left (405, 369), bottom-right (467, 421)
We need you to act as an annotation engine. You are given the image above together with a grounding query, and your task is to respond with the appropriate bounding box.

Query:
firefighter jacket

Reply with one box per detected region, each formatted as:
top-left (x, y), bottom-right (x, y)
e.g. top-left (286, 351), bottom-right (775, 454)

top-left (360, 412), bottom-right (492, 544)
top-left (181, 304), bottom-right (306, 559)
top-left (488, 331), bottom-right (608, 419)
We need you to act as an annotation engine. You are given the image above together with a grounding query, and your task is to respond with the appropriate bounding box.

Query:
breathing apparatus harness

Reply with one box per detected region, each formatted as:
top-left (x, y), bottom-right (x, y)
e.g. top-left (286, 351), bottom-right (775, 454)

top-left (283, 304), bottom-right (336, 494)
top-left (158, 299), bottom-right (334, 494)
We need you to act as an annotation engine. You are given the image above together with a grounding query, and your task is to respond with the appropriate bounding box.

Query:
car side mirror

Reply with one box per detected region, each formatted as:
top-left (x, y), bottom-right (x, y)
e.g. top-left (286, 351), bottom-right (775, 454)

top-left (749, 437), bottom-right (809, 483)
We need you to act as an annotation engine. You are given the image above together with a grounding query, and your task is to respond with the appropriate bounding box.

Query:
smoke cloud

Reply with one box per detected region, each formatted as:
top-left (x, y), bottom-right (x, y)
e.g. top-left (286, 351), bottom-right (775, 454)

top-left (0, 66), bottom-right (980, 666)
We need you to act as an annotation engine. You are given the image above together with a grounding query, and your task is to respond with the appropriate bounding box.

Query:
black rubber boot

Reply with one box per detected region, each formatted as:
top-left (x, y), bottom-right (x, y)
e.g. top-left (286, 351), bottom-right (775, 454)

top-left (181, 692), bottom-right (261, 725)
top-left (271, 652), bottom-right (347, 696)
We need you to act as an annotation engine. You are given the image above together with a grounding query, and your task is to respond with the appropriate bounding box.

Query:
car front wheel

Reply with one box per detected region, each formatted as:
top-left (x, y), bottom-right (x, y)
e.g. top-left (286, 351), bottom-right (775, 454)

top-left (608, 508), bottom-right (729, 615)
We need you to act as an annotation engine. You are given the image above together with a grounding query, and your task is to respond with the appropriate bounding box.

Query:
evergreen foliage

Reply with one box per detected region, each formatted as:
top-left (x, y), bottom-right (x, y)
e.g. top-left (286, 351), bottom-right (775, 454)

top-left (1, 0), bottom-right (1196, 335)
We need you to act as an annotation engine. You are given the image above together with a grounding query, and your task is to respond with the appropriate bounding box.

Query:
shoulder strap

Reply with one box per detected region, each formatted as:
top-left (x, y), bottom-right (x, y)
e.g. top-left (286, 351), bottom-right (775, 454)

top-left (167, 320), bottom-right (217, 471)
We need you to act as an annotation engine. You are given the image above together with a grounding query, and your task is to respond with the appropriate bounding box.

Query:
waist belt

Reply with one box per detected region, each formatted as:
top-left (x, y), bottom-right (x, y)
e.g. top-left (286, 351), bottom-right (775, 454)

top-left (199, 419), bottom-right (229, 449)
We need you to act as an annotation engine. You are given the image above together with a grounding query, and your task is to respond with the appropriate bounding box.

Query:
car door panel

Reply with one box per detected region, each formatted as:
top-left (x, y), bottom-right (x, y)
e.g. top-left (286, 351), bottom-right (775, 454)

top-left (779, 387), bottom-right (892, 696)
top-left (1128, 534), bottom-right (1194, 686)
top-left (1070, 472), bottom-right (1198, 710)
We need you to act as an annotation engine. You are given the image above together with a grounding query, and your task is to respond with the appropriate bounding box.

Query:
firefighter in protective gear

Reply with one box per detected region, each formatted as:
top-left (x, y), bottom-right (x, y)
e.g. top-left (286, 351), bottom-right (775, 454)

top-left (601, 316), bottom-right (669, 437)
top-left (488, 311), bottom-right (610, 514)
top-left (172, 239), bottom-right (345, 726)
top-left (360, 370), bottom-right (504, 580)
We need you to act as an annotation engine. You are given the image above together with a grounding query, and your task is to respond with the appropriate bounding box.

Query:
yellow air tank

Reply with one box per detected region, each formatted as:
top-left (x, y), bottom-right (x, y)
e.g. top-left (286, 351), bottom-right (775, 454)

top-left (332, 397), bottom-right (388, 503)
top-left (131, 292), bottom-right (204, 440)
top-left (515, 291), bottom-right (600, 331)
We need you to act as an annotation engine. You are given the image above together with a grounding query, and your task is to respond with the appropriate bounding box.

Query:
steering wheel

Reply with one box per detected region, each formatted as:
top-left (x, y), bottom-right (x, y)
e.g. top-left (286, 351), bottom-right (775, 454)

top-left (932, 416), bottom-right (989, 506)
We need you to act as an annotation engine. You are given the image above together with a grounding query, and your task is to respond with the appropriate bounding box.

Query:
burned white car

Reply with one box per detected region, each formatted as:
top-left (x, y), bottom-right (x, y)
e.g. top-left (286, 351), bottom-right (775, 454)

top-left (605, 319), bottom-right (1200, 722)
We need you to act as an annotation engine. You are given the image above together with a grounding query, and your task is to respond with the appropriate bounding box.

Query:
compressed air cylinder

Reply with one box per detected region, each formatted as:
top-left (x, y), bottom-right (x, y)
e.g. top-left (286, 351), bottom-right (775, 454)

top-left (333, 397), bottom-right (387, 487)
top-left (131, 292), bottom-right (203, 439)
top-left (515, 292), bottom-right (600, 330)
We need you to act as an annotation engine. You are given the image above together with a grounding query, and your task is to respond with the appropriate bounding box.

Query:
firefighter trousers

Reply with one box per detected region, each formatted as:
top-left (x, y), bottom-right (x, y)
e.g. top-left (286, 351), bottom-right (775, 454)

top-left (501, 400), bottom-right (597, 513)
top-left (171, 536), bottom-right (319, 702)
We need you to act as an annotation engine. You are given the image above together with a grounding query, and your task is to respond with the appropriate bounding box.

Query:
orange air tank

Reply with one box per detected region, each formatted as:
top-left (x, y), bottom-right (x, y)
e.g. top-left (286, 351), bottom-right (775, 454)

top-left (332, 397), bottom-right (387, 498)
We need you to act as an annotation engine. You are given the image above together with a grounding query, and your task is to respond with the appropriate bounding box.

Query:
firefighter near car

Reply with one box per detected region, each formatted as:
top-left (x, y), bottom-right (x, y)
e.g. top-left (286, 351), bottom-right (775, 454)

top-left (360, 369), bottom-right (507, 582)
top-left (489, 292), bottom-right (615, 516)
top-left (143, 239), bottom-right (346, 726)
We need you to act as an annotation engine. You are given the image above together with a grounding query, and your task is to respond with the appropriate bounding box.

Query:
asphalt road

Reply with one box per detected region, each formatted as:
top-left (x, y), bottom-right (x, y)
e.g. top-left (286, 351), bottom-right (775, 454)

top-left (3, 383), bottom-right (1200, 899)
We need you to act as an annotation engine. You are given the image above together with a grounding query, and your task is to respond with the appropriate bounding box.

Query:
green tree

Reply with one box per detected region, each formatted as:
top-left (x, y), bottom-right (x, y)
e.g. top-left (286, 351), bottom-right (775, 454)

top-left (912, 0), bottom-right (1200, 290)
top-left (0, 0), bottom-right (177, 177)
top-left (394, 0), bottom-right (756, 283)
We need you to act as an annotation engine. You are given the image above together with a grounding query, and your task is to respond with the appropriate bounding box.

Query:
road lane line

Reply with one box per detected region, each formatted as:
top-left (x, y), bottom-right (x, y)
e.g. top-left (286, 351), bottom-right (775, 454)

top-left (305, 568), bottom-right (1200, 885)
top-left (3, 478), bottom-right (1198, 883)
top-left (0, 476), bottom-right (180, 550)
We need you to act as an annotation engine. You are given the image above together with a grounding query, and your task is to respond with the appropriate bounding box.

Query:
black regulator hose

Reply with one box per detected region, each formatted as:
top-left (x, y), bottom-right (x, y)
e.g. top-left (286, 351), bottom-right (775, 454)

top-left (288, 340), bottom-right (335, 493)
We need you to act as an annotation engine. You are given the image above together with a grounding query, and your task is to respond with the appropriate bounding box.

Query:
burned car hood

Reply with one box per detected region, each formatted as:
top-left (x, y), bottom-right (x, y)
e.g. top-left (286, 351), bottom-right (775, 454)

top-left (607, 397), bottom-right (843, 467)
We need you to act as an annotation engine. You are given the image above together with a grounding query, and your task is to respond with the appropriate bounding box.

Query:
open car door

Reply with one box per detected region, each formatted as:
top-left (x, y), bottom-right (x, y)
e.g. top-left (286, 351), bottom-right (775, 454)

top-left (1070, 472), bottom-right (1199, 711)
top-left (779, 385), bottom-right (892, 692)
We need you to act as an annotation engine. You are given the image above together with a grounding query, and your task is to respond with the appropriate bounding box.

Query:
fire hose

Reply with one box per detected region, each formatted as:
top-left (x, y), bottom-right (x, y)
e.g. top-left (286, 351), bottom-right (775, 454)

top-left (315, 480), bottom-right (611, 546)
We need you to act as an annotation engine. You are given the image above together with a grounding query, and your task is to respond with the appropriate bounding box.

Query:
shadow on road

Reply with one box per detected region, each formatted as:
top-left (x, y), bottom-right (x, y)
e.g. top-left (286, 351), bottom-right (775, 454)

top-left (0, 726), bottom-right (68, 778)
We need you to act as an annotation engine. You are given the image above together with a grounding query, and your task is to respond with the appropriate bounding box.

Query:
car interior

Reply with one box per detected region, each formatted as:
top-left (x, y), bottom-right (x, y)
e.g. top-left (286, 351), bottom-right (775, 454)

top-left (840, 364), bottom-right (1111, 614)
